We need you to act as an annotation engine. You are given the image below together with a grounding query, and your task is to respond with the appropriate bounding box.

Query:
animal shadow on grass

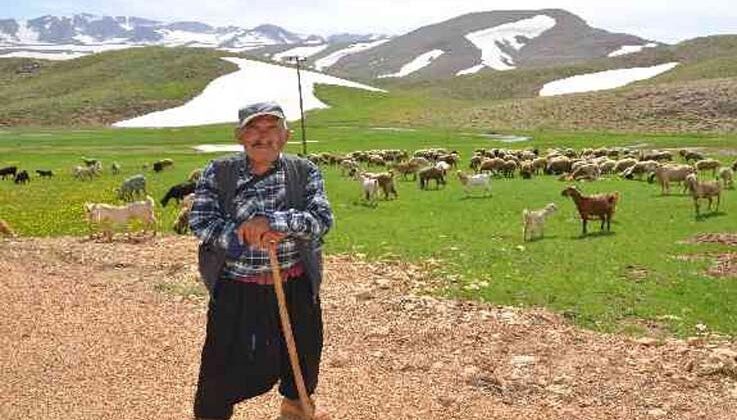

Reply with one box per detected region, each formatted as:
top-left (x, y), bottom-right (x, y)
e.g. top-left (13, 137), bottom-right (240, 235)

top-left (695, 211), bottom-right (726, 221)
top-left (352, 199), bottom-right (379, 209)
top-left (525, 234), bottom-right (559, 243)
top-left (572, 228), bottom-right (617, 240)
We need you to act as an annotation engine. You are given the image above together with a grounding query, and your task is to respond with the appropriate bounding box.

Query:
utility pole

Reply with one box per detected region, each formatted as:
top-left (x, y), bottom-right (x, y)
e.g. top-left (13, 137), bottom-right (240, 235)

top-left (285, 56), bottom-right (308, 156)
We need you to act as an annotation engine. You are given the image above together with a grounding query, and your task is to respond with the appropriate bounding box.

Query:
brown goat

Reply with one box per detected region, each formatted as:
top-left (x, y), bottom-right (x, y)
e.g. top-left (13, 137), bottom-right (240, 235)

top-left (0, 218), bottom-right (15, 237)
top-left (418, 166), bottom-right (446, 190)
top-left (561, 186), bottom-right (620, 235)
top-left (366, 170), bottom-right (398, 199)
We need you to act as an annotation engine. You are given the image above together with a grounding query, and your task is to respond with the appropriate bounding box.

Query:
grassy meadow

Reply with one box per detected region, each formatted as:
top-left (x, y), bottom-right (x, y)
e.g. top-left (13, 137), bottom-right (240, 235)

top-left (2, 112), bottom-right (737, 338)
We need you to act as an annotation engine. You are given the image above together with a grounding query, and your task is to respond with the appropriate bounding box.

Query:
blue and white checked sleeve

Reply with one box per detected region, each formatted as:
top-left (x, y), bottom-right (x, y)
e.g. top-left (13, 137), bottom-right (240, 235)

top-left (267, 161), bottom-right (334, 240)
top-left (188, 161), bottom-right (241, 252)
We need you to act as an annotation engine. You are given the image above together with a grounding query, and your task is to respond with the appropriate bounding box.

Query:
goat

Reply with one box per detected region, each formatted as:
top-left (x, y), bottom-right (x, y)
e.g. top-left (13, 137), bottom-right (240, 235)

top-left (684, 174), bottom-right (722, 216)
top-left (679, 149), bottom-right (704, 163)
top-left (0, 166), bottom-right (17, 180)
top-left (35, 169), bottom-right (53, 178)
top-left (0, 219), bottom-right (15, 237)
top-left (84, 196), bottom-right (157, 241)
top-left (364, 171), bottom-right (398, 200)
top-left (14, 170), bottom-right (30, 184)
top-left (117, 174), bottom-right (147, 202)
top-left (72, 165), bottom-right (95, 181)
top-left (456, 171), bottom-right (491, 196)
top-left (111, 162), bottom-right (121, 175)
top-left (173, 193), bottom-right (195, 234)
top-left (391, 161), bottom-right (420, 181)
top-left (161, 181), bottom-right (196, 207)
top-left (561, 186), bottom-right (619, 235)
top-left (82, 157), bottom-right (99, 167)
top-left (522, 203), bottom-right (557, 241)
top-left (357, 173), bottom-right (380, 203)
top-left (152, 158), bottom-right (174, 173)
top-left (418, 166), bottom-right (446, 190)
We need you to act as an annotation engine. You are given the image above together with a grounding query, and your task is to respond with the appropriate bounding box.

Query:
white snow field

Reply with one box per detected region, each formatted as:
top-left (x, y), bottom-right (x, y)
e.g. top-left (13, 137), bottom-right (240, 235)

top-left (457, 15), bottom-right (557, 75)
top-left (272, 44), bottom-right (330, 62)
top-left (113, 57), bottom-right (384, 128)
top-left (0, 51), bottom-right (89, 60)
top-left (378, 49), bottom-right (444, 78)
top-left (313, 39), bottom-right (389, 71)
top-left (539, 62), bottom-right (679, 96)
top-left (608, 43), bottom-right (658, 57)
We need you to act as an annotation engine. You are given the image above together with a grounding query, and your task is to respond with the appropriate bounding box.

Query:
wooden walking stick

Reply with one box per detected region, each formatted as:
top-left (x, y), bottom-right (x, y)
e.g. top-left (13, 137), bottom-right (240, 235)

top-left (269, 241), bottom-right (314, 419)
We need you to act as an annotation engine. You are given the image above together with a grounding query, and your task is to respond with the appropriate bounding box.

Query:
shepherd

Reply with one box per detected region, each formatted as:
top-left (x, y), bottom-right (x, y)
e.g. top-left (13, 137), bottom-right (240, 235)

top-left (189, 101), bottom-right (334, 420)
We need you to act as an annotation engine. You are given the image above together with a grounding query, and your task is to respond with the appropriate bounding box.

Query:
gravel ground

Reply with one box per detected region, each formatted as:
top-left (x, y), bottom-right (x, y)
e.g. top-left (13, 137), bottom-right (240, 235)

top-left (1, 236), bottom-right (736, 420)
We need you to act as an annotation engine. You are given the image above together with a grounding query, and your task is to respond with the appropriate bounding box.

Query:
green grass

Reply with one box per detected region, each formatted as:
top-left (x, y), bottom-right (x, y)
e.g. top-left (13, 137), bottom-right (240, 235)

top-left (0, 47), bottom-right (237, 126)
top-left (1, 121), bottom-right (737, 338)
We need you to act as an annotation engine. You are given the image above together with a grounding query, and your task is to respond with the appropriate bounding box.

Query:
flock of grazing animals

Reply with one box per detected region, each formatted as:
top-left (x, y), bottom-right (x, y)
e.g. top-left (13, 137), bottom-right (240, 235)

top-left (0, 156), bottom-right (202, 240)
top-left (307, 146), bottom-right (735, 240)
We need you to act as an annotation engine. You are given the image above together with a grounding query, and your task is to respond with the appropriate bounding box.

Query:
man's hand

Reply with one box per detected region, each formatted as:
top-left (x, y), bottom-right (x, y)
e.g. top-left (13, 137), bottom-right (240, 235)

top-left (237, 216), bottom-right (286, 250)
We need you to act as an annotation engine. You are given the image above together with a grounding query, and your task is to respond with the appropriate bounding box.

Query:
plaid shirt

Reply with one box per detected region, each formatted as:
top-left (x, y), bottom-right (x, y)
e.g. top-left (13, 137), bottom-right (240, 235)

top-left (189, 153), bottom-right (333, 279)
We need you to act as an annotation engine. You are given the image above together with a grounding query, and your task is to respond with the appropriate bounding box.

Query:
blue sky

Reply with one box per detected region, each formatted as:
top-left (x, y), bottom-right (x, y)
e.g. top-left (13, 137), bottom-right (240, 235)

top-left (1, 0), bottom-right (736, 43)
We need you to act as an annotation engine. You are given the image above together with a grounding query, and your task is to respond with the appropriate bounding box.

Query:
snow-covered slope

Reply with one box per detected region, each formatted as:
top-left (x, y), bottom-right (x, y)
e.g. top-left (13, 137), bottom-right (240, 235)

top-left (378, 49), bottom-right (444, 78)
top-left (539, 62), bottom-right (679, 96)
top-left (461, 15), bottom-right (557, 73)
top-left (313, 39), bottom-right (389, 71)
top-left (113, 57), bottom-right (385, 128)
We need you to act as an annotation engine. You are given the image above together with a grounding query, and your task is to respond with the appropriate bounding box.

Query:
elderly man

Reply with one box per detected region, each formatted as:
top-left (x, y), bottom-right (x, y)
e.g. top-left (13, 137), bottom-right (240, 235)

top-left (189, 101), bottom-right (333, 420)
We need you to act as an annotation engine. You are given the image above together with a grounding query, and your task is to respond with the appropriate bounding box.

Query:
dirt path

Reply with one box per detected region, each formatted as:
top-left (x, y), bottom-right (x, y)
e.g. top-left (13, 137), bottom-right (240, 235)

top-left (1, 236), bottom-right (736, 419)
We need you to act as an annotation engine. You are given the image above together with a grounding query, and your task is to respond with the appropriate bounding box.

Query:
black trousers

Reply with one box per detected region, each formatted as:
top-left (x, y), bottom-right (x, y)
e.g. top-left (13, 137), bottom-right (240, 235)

top-left (193, 275), bottom-right (323, 419)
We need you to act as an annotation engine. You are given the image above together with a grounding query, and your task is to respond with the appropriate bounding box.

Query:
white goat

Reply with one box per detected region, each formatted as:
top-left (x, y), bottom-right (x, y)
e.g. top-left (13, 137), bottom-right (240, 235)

top-left (357, 173), bottom-right (380, 204)
top-left (456, 171), bottom-right (491, 196)
top-left (522, 203), bottom-right (558, 242)
top-left (84, 196), bottom-right (157, 240)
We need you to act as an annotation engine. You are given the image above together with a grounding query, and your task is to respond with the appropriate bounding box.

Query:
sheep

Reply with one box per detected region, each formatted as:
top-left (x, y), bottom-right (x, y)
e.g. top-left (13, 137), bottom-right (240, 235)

top-left (153, 158), bottom-right (174, 173)
top-left (35, 169), bottom-right (53, 178)
top-left (694, 159), bottom-right (721, 177)
top-left (73, 165), bottom-right (95, 181)
top-left (173, 193), bottom-right (195, 234)
top-left (567, 163), bottom-right (601, 182)
top-left (469, 155), bottom-right (484, 173)
top-left (161, 181), bottom-right (196, 207)
top-left (456, 171), bottom-right (491, 196)
top-left (648, 164), bottom-right (694, 195)
top-left (435, 161), bottom-right (451, 176)
top-left (0, 166), bottom-right (17, 180)
top-left (531, 158), bottom-right (547, 175)
top-left (117, 174), bottom-right (147, 202)
top-left (0, 218), bottom-right (15, 237)
top-left (340, 159), bottom-right (359, 177)
top-left (437, 154), bottom-right (459, 168)
top-left (561, 186), bottom-right (620, 235)
top-left (684, 173), bottom-right (722, 216)
top-left (502, 160), bottom-right (518, 178)
top-left (546, 156), bottom-right (572, 175)
top-left (91, 161), bottom-right (103, 175)
top-left (13, 170), bottom-right (30, 184)
top-left (519, 162), bottom-right (534, 179)
top-left (84, 196), bottom-right (157, 241)
top-left (82, 157), bottom-right (99, 167)
top-left (622, 160), bottom-right (658, 180)
top-left (679, 149), bottom-right (704, 163)
top-left (391, 161), bottom-right (421, 181)
top-left (718, 167), bottom-right (734, 189)
top-left (418, 166), bottom-right (446, 190)
top-left (479, 158), bottom-right (505, 175)
top-left (641, 150), bottom-right (672, 162)
top-left (111, 162), bottom-right (121, 175)
top-left (408, 156), bottom-right (431, 168)
top-left (598, 159), bottom-right (617, 175)
top-left (522, 203), bottom-right (557, 241)
top-left (613, 158), bottom-right (638, 174)
top-left (364, 171), bottom-right (398, 200)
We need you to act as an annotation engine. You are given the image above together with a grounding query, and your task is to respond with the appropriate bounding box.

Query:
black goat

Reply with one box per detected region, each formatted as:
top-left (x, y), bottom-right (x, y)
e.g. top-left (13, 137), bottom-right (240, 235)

top-left (35, 169), bottom-right (54, 178)
top-left (161, 181), bottom-right (196, 207)
top-left (14, 170), bottom-right (30, 184)
top-left (1, 166), bottom-right (17, 180)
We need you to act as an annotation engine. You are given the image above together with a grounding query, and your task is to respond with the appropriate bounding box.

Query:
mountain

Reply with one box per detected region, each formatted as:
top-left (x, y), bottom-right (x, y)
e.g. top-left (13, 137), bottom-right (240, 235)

top-left (0, 13), bottom-right (325, 50)
top-left (320, 9), bottom-right (659, 80)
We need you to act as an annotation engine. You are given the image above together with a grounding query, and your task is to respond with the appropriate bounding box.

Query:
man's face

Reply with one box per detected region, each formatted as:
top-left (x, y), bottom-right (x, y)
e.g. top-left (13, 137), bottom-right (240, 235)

top-left (237, 115), bottom-right (289, 166)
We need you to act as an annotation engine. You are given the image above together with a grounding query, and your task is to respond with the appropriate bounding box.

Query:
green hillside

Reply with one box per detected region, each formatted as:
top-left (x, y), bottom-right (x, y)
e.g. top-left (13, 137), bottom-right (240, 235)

top-left (0, 47), bottom-right (237, 126)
